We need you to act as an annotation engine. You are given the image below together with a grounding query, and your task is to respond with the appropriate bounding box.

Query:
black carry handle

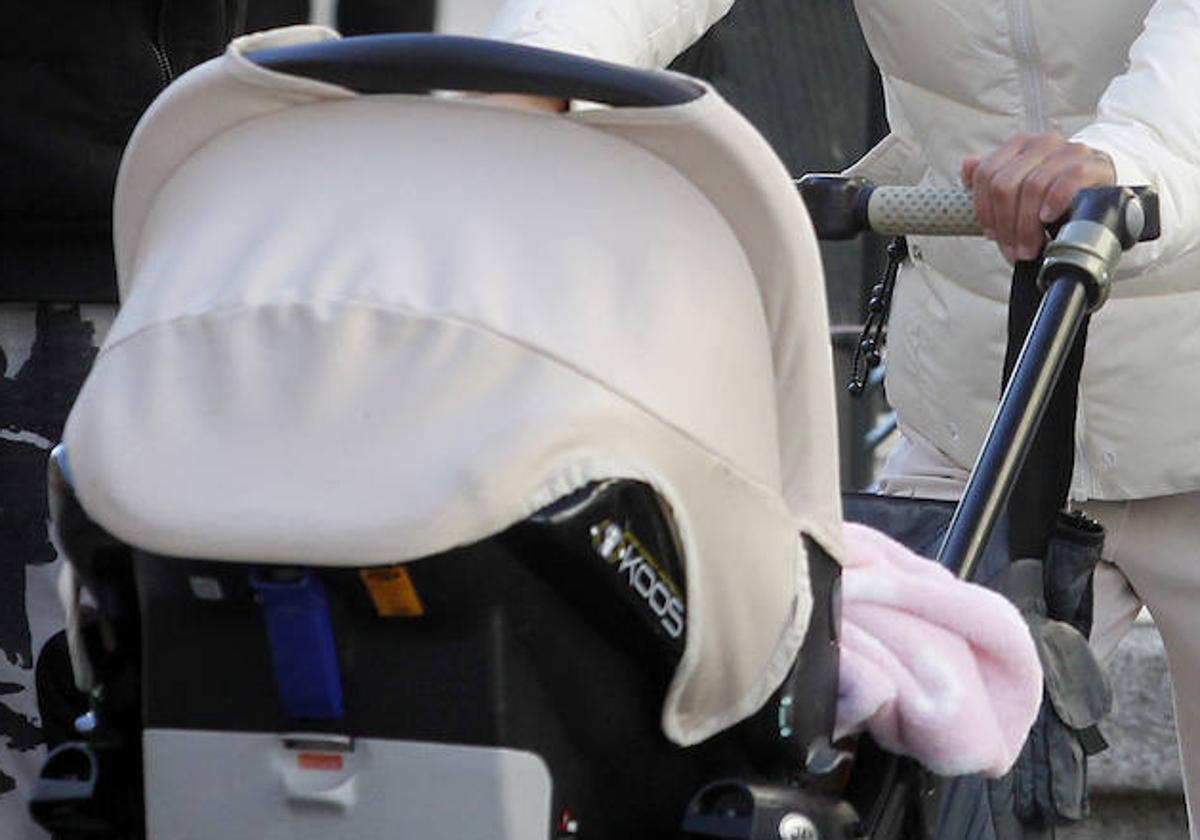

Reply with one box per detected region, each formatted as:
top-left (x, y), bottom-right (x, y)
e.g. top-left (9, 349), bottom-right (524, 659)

top-left (249, 34), bottom-right (703, 107)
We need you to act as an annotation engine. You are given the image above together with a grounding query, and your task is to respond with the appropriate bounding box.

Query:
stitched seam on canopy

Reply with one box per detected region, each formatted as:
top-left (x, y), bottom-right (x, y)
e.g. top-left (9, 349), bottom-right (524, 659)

top-left (99, 296), bottom-right (789, 502)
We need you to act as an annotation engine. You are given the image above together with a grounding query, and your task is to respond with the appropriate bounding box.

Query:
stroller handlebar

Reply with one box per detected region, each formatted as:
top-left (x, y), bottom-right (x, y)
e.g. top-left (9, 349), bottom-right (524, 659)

top-left (798, 174), bottom-right (1161, 579)
top-left (248, 34), bottom-right (704, 108)
top-left (797, 174), bottom-right (1159, 248)
top-left (867, 186), bottom-right (980, 236)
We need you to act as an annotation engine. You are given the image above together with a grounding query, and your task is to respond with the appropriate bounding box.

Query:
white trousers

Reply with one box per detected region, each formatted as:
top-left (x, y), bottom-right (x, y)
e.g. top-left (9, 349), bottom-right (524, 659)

top-left (877, 432), bottom-right (1200, 838)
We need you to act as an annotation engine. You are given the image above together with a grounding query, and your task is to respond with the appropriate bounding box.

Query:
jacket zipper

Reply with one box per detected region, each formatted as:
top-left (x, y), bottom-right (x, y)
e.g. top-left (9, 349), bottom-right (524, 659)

top-left (149, 41), bottom-right (174, 86)
top-left (1008, 0), bottom-right (1101, 497)
top-left (1006, 0), bottom-right (1048, 132)
top-left (150, 0), bottom-right (175, 87)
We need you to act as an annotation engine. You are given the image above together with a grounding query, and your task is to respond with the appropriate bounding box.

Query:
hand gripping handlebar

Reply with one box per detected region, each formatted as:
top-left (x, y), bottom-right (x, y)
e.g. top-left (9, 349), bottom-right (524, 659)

top-left (797, 174), bottom-right (1161, 580)
top-left (796, 174), bottom-right (1159, 310)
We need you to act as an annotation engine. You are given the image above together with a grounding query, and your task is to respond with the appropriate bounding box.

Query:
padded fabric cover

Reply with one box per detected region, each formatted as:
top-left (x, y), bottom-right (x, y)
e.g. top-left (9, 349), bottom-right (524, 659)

top-left (63, 27), bottom-right (843, 745)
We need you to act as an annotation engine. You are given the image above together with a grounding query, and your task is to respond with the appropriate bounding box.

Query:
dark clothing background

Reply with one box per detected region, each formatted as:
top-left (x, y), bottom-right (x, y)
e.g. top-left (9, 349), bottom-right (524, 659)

top-left (0, 0), bottom-right (430, 303)
top-left (0, 1), bottom-right (307, 301)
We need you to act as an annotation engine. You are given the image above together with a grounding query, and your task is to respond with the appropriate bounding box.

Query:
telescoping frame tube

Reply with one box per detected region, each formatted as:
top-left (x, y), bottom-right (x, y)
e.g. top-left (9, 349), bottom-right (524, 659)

top-left (936, 272), bottom-right (1090, 579)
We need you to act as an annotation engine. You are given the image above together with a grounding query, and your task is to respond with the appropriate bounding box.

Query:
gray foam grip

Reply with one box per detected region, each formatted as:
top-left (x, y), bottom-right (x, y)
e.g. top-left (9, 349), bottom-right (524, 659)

top-left (868, 187), bottom-right (982, 236)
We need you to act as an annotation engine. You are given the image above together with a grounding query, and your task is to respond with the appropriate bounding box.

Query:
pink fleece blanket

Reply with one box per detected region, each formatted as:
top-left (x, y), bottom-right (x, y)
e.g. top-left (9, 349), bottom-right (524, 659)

top-left (836, 523), bottom-right (1043, 778)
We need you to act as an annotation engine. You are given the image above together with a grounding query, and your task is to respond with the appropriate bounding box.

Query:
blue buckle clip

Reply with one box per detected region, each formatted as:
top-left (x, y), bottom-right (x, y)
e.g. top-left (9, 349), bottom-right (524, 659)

top-left (250, 570), bottom-right (345, 720)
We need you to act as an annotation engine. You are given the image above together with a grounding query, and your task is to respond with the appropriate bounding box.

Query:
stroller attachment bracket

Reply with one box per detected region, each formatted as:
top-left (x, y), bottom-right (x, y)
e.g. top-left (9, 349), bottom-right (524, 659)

top-left (1038, 185), bottom-right (1160, 310)
top-left (31, 737), bottom-right (145, 838)
top-left (682, 780), bottom-right (862, 840)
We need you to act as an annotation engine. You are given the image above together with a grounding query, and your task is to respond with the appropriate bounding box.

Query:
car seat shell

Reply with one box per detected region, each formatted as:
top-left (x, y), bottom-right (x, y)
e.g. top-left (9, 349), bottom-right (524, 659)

top-left (63, 26), bottom-right (844, 746)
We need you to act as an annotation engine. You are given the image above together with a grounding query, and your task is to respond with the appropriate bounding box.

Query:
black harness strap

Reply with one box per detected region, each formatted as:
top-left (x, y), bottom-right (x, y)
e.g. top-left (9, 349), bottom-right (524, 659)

top-left (1003, 259), bottom-right (1090, 560)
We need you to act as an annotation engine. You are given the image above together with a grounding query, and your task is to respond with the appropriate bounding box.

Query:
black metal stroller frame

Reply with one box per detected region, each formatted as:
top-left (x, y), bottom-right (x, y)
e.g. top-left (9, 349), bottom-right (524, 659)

top-left (800, 174), bottom-right (1159, 839)
top-left (30, 34), bottom-right (1159, 840)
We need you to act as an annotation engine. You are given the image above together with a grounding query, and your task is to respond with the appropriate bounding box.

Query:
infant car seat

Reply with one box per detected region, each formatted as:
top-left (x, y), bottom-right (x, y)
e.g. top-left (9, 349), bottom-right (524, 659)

top-left (36, 26), bottom-right (853, 840)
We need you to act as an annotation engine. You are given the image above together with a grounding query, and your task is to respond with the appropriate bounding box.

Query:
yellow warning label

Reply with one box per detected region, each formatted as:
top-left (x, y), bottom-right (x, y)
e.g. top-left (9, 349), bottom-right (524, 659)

top-left (359, 566), bottom-right (425, 617)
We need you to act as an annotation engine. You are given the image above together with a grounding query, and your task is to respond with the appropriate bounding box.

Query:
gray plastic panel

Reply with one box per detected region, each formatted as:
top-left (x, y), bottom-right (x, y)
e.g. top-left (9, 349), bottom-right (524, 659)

top-left (143, 729), bottom-right (553, 840)
top-left (867, 186), bottom-right (982, 236)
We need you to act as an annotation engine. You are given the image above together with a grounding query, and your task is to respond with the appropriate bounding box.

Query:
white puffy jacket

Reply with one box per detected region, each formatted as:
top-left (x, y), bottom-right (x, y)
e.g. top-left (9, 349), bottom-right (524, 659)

top-left (490, 0), bottom-right (1200, 501)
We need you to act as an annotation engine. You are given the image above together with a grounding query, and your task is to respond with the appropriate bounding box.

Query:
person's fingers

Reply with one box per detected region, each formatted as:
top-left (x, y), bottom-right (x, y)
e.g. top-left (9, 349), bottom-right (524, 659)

top-left (964, 134), bottom-right (1119, 263)
top-left (986, 134), bottom-right (1065, 259)
top-left (961, 155), bottom-right (983, 188)
top-left (473, 92), bottom-right (568, 112)
top-left (1038, 146), bottom-right (1118, 223)
top-left (1015, 144), bottom-right (1117, 259)
top-left (1011, 145), bottom-right (1080, 259)
top-left (1014, 170), bottom-right (1053, 260)
top-left (968, 134), bottom-right (1032, 238)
